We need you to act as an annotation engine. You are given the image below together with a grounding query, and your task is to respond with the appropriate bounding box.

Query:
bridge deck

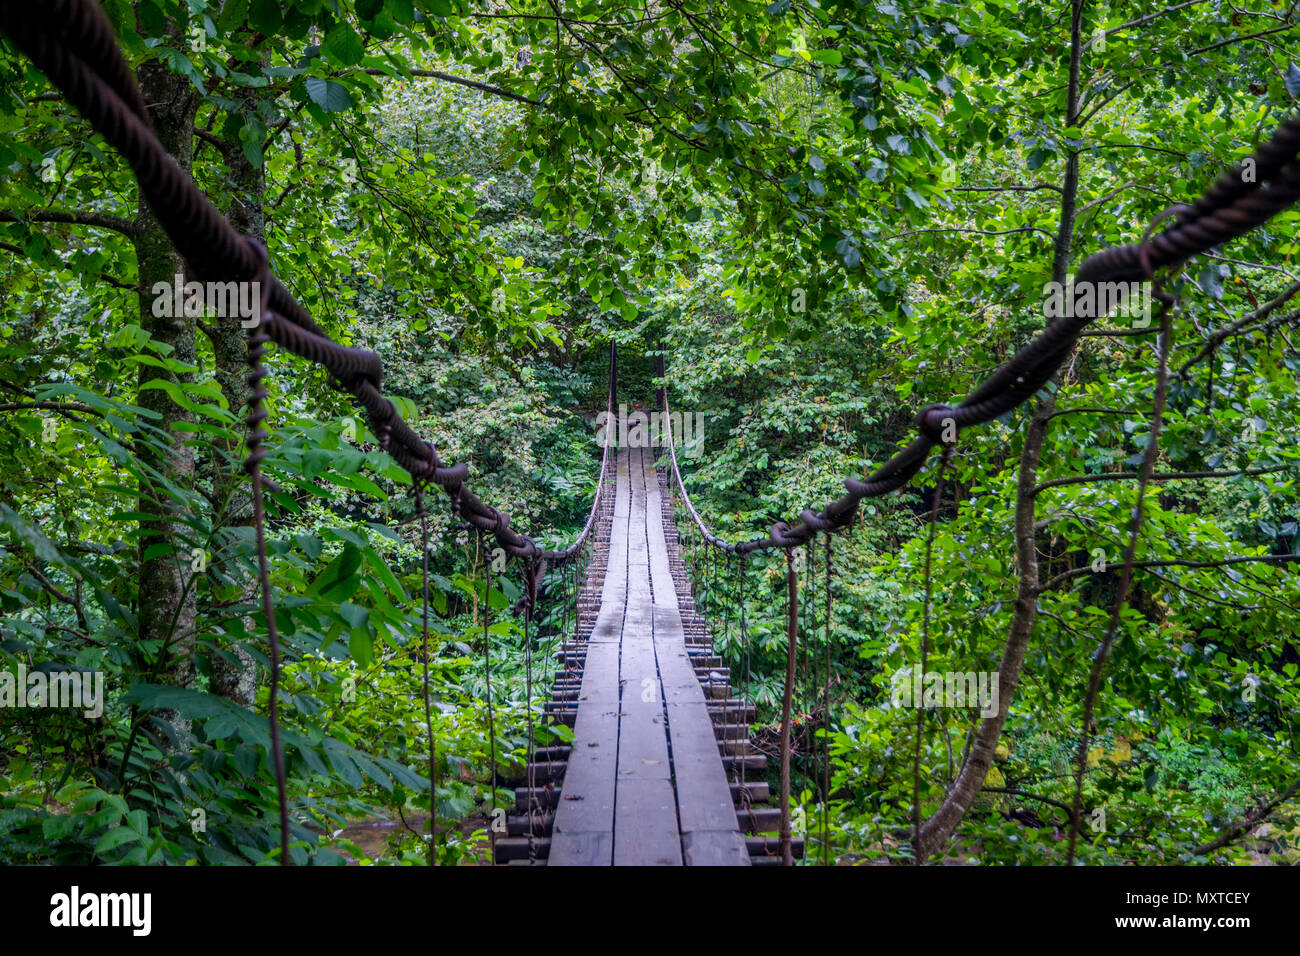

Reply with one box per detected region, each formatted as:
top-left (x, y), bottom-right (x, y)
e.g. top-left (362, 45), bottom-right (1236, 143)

top-left (549, 447), bottom-right (750, 866)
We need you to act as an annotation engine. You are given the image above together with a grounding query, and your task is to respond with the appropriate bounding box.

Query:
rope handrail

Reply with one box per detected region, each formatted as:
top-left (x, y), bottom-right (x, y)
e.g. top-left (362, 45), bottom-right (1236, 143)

top-left (659, 117), bottom-right (1300, 554)
top-left (656, 357), bottom-right (734, 552)
top-left (0, 1), bottom-right (612, 565)
top-left (555, 342), bottom-right (616, 562)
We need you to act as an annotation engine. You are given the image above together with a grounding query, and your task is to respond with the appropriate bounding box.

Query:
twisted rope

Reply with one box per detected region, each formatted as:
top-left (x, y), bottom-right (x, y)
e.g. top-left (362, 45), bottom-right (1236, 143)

top-left (659, 120), bottom-right (1300, 554)
top-left (0, 1), bottom-right (611, 565)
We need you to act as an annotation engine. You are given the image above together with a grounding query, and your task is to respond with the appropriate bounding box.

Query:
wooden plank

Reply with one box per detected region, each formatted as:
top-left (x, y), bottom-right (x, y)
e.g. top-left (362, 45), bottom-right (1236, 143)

top-left (643, 451), bottom-right (749, 864)
top-left (549, 703), bottom-right (619, 866)
top-left (600, 449), bottom-right (630, 607)
top-left (652, 607), bottom-right (702, 695)
top-left (644, 458), bottom-right (677, 606)
top-left (613, 448), bottom-right (631, 517)
top-left (551, 452), bottom-right (628, 866)
top-left (586, 610), bottom-right (624, 644)
top-left (640, 448), bottom-right (749, 859)
top-left (682, 829), bottom-right (751, 867)
top-left (543, 831), bottom-right (608, 866)
top-left (613, 778), bottom-right (682, 866)
top-left (573, 640), bottom-right (621, 703)
top-left (612, 447), bottom-right (681, 863)
top-left (625, 448), bottom-right (649, 568)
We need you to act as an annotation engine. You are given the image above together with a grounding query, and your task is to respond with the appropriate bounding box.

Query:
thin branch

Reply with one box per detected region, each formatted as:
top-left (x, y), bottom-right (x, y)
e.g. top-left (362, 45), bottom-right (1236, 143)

top-left (360, 67), bottom-right (542, 107)
top-left (0, 401), bottom-right (101, 418)
top-left (1194, 776), bottom-right (1300, 856)
top-left (1047, 406), bottom-right (1134, 419)
top-left (1090, 143), bottom-right (1189, 159)
top-left (883, 225), bottom-right (1056, 242)
top-left (1034, 465), bottom-right (1283, 494)
top-left (1187, 22), bottom-right (1298, 56)
top-left (1081, 0), bottom-right (1212, 50)
top-left (0, 241), bottom-right (133, 289)
top-left (1178, 280), bottom-right (1300, 376)
top-left (0, 208), bottom-right (140, 237)
top-left (981, 786), bottom-right (1076, 821)
top-left (1202, 252), bottom-right (1300, 283)
top-left (951, 184), bottom-right (1064, 195)
top-left (1040, 552), bottom-right (1300, 594)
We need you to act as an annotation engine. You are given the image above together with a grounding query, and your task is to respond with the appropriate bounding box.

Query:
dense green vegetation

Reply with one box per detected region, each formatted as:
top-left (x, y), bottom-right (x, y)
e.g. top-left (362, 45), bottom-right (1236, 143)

top-left (2, 0), bottom-right (1299, 865)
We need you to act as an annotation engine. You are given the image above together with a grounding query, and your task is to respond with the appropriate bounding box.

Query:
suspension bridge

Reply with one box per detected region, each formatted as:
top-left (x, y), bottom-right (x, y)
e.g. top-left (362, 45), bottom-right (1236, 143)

top-left (5, 1), bottom-right (1300, 866)
top-left (495, 444), bottom-right (785, 866)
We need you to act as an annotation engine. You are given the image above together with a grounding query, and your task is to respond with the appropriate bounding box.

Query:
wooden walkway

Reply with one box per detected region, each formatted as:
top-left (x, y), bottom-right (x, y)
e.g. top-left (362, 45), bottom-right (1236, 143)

top-left (548, 447), bottom-right (751, 866)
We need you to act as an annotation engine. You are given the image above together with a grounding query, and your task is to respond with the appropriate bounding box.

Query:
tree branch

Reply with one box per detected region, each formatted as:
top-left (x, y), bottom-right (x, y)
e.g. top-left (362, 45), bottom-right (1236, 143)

top-left (1034, 465), bottom-right (1284, 494)
top-left (884, 225), bottom-right (1056, 242)
top-left (1040, 553), bottom-right (1300, 594)
top-left (0, 208), bottom-right (140, 237)
top-left (360, 67), bottom-right (542, 107)
top-left (1193, 776), bottom-right (1300, 856)
top-left (0, 241), bottom-right (133, 289)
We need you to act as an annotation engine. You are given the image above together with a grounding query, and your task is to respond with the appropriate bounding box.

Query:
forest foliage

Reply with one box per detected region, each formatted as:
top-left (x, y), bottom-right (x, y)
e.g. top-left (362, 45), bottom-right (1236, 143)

top-left (2, 0), bottom-right (1300, 865)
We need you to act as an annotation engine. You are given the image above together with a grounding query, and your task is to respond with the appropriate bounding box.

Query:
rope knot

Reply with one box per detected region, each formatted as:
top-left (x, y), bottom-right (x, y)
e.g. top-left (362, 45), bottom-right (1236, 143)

top-left (916, 403), bottom-right (957, 445)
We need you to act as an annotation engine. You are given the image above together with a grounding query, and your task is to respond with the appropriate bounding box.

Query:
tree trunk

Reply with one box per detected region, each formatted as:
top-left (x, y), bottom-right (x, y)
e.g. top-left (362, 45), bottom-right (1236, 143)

top-left (915, 0), bottom-right (1086, 860)
top-left (134, 54), bottom-right (200, 694)
top-left (209, 131), bottom-right (266, 707)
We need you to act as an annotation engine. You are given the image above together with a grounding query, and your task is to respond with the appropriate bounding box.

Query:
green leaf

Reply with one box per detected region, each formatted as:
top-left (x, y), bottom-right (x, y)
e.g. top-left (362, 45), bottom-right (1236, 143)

top-left (126, 809), bottom-right (149, 838)
top-left (94, 826), bottom-right (141, 857)
top-left (0, 504), bottom-right (66, 564)
top-left (312, 544), bottom-right (363, 601)
top-left (1198, 264), bottom-right (1224, 300)
top-left (349, 627), bottom-right (374, 666)
top-left (249, 0), bottom-right (282, 33)
top-left (322, 23), bottom-right (365, 67)
top-left (296, 534), bottom-right (323, 560)
top-left (305, 77), bottom-right (353, 113)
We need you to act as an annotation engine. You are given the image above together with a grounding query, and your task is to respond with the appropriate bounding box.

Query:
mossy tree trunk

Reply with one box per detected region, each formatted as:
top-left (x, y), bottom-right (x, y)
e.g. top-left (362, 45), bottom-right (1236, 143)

top-left (133, 54), bottom-right (200, 694)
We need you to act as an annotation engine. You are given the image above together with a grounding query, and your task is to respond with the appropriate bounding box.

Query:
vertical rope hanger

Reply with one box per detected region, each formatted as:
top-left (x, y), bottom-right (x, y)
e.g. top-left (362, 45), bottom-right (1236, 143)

top-left (801, 541), bottom-right (815, 855)
top-left (721, 549), bottom-right (734, 781)
top-left (779, 548), bottom-right (800, 866)
top-left (243, 240), bottom-right (290, 866)
top-left (480, 530), bottom-right (498, 860)
top-left (911, 450), bottom-right (951, 863)
top-left (415, 482), bottom-right (437, 866)
top-left (1067, 260), bottom-right (1181, 864)
top-left (523, 556), bottom-right (538, 865)
top-left (737, 554), bottom-right (751, 802)
top-left (822, 532), bottom-right (833, 866)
